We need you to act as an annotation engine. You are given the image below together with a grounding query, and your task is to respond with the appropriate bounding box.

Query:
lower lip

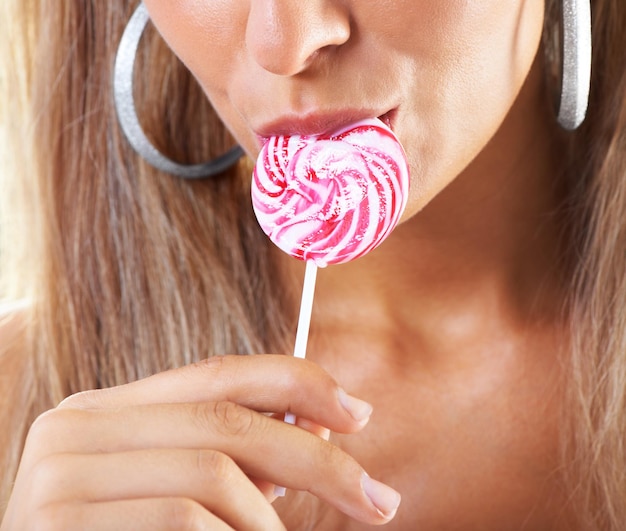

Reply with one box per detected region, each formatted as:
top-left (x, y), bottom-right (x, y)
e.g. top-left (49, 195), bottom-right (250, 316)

top-left (255, 109), bottom-right (398, 146)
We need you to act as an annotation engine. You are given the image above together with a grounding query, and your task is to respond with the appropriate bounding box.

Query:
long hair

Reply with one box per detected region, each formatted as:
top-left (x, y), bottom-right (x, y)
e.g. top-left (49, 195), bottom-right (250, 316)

top-left (544, 0), bottom-right (626, 527)
top-left (0, 0), bottom-right (295, 508)
top-left (1, 1), bottom-right (626, 528)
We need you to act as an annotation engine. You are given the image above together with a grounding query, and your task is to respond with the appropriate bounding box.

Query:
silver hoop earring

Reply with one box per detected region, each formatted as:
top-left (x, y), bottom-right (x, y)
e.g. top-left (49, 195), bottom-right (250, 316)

top-left (113, 2), bottom-right (243, 179)
top-left (557, 0), bottom-right (592, 130)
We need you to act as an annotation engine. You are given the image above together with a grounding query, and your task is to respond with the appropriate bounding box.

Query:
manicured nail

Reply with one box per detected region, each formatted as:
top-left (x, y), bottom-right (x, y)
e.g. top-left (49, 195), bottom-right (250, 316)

top-left (296, 417), bottom-right (331, 441)
top-left (337, 388), bottom-right (373, 425)
top-left (361, 473), bottom-right (401, 520)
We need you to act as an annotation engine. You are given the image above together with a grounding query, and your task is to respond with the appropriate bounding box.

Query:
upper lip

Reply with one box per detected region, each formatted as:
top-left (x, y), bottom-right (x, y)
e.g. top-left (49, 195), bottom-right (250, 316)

top-left (254, 108), bottom-right (397, 139)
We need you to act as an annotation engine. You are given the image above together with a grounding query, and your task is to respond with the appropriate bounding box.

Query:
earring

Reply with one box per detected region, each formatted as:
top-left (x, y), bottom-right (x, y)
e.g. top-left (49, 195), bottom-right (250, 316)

top-left (113, 2), bottom-right (243, 179)
top-left (557, 0), bottom-right (592, 130)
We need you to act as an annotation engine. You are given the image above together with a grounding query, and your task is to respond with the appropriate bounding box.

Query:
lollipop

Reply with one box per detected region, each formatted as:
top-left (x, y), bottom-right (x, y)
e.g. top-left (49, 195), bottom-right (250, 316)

top-left (252, 118), bottom-right (409, 267)
top-left (251, 118), bottom-right (409, 494)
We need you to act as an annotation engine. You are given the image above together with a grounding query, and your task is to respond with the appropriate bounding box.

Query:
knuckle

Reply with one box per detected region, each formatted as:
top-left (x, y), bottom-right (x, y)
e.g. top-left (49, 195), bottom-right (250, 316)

top-left (317, 441), bottom-right (352, 477)
top-left (186, 355), bottom-right (242, 394)
top-left (279, 364), bottom-right (303, 395)
top-left (192, 355), bottom-right (230, 380)
top-left (27, 454), bottom-right (67, 504)
top-left (27, 409), bottom-right (67, 446)
top-left (30, 453), bottom-right (62, 485)
top-left (167, 498), bottom-right (207, 531)
top-left (197, 400), bottom-right (257, 438)
top-left (195, 450), bottom-right (237, 484)
top-left (214, 400), bottom-right (256, 437)
top-left (286, 358), bottom-right (338, 398)
top-left (24, 409), bottom-right (97, 479)
top-left (312, 442), bottom-right (364, 493)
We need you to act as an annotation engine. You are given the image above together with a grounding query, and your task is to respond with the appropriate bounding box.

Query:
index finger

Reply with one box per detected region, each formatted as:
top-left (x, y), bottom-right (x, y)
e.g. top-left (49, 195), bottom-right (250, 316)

top-left (58, 355), bottom-right (373, 434)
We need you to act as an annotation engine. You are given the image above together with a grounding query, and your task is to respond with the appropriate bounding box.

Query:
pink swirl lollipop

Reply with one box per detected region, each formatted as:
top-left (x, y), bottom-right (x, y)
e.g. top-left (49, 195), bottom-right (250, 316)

top-left (252, 118), bottom-right (409, 496)
top-left (252, 118), bottom-right (410, 267)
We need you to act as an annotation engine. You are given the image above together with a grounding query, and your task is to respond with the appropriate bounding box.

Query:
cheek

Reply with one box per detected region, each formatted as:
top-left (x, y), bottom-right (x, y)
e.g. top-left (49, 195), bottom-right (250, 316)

top-left (143, 0), bottom-right (237, 41)
top-left (142, 0), bottom-right (252, 143)
top-left (439, 0), bottom-right (545, 121)
top-left (399, 0), bottom-right (545, 215)
top-left (142, 0), bottom-right (243, 85)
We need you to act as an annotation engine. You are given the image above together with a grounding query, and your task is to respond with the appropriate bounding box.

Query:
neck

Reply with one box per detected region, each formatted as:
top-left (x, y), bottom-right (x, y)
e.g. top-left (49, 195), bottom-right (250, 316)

top-left (283, 57), bottom-right (569, 365)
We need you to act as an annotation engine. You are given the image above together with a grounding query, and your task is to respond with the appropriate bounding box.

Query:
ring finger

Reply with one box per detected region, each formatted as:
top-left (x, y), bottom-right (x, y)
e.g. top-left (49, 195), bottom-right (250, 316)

top-left (31, 449), bottom-right (284, 531)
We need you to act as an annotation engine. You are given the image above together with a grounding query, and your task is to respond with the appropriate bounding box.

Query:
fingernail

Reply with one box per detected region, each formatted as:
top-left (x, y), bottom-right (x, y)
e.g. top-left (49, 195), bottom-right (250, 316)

top-left (319, 427), bottom-right (331, 441)
top-left (337, 388), bottom-right (373, 425)
top-left (296, 417), bottom-right (331, 441)
top-left (361, 473), bottom-right (401, 520)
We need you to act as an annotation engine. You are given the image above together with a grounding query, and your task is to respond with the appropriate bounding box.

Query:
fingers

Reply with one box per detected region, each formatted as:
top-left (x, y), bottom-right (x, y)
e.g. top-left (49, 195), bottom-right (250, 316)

top-left (36, 499), bottom-right (237, 531)
top-left (31, 450), bottom-right (284, 531)
top-left (11, 356), bottom-right (401, 527)
top-left (58, 355), bottom-right (372, 434)
top-left (27, 402), bottom-right (334, 462)
top-left (26, 403), bottom-right (399, 524)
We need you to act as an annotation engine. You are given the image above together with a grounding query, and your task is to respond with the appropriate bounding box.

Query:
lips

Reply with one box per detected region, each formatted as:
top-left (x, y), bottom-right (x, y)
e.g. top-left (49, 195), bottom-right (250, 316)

top-left (254, 108), bottom-right (398, 142)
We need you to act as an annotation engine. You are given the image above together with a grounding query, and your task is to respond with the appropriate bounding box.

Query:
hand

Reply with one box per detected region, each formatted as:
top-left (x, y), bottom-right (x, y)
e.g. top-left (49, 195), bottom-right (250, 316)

top-left (1, 355), bottom-right (401, 530)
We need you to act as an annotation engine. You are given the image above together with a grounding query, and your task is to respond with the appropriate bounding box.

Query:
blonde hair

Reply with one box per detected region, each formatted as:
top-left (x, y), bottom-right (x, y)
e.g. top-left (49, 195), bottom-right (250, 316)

top-left (0, 0), bottom-right (295, 508)
top-left (1, 1), bottom-right (626, 528)
top-left (545, 0), bottom-right (626, 526)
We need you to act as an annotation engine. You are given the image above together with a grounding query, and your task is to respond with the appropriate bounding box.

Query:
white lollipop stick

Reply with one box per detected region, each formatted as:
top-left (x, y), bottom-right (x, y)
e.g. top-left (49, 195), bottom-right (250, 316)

top-left (275, 260), bottom-right (318, 497)
top-left (285, 260), bottom-right (318, 421)
top-left (292, 262), bottom-right (318, 356)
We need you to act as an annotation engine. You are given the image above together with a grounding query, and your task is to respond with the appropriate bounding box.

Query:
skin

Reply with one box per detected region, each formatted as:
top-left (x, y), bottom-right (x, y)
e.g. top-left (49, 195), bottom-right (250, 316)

top-left (1, 0), bottom-right (577, 529)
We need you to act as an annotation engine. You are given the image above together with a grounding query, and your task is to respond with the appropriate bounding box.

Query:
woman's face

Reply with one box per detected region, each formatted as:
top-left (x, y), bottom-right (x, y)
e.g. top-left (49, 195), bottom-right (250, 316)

top-left (143, 0), bottom-right (546, 219)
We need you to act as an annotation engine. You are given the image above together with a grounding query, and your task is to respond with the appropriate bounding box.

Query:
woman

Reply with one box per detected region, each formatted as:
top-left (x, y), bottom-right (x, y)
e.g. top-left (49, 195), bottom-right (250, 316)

top-left (1, 0), bottom-right (625, 529)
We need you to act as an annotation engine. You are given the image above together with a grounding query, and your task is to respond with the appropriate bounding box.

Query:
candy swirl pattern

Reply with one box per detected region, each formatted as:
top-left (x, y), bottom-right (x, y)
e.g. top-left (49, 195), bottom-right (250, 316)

top-left (251, 118), bottom-right (410, 267)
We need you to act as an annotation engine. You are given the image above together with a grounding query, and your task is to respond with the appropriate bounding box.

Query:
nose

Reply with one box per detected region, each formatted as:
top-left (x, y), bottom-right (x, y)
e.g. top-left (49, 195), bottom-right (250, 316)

top-left (246, 1), bottom-right (351, 76)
